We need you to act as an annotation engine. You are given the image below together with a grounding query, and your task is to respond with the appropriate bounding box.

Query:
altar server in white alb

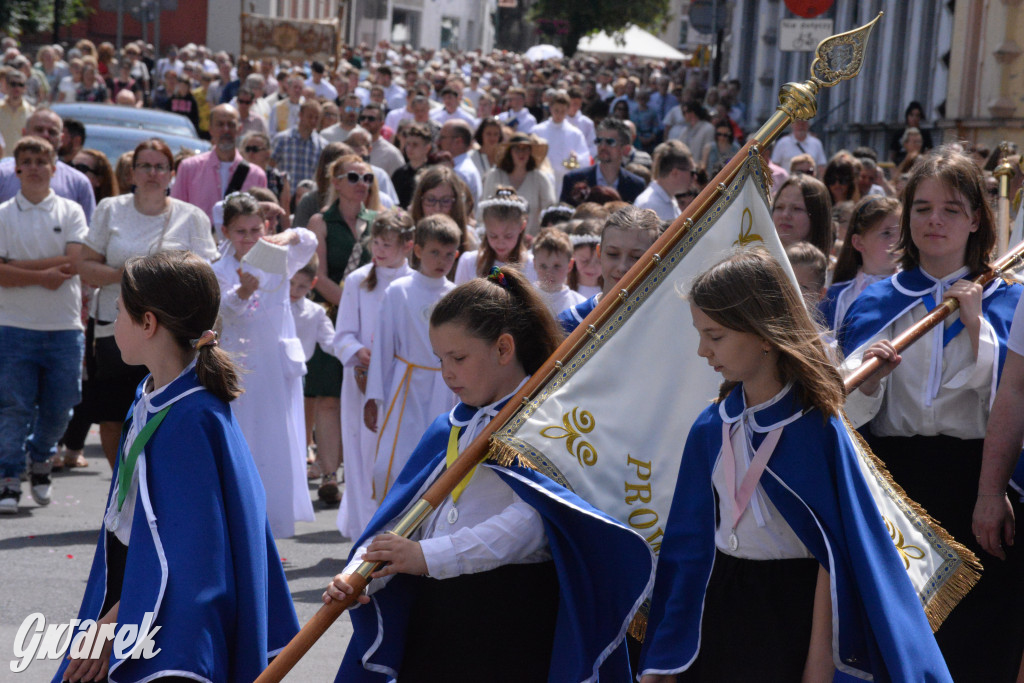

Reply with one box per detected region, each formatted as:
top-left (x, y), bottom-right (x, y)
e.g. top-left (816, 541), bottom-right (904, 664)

top-left (333, 208), bottom-right (414, 539)
top-left (363, 214), bottom-right (459, 505)
top-left (532, 91), bottom-right (591, 197)
top-left (213, 193), bottom-right (317, 539)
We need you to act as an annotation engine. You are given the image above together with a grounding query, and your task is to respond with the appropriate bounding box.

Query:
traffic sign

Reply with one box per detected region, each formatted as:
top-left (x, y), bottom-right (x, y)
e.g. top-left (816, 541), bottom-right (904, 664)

top-left (688, 0), bottom-right (728, 35)
top-left (779, 18), bottom-right (833, 52)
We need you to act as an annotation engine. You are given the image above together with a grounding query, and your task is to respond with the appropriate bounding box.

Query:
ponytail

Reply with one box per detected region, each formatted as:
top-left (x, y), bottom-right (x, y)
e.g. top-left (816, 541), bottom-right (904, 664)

top-left (122, 251), bottom-right (245, 403)
top-left (431, 265), bottom-right (563, 374)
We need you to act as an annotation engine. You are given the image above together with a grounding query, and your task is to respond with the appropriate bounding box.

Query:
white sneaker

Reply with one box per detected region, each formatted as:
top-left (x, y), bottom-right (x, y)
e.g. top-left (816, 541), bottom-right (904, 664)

top-left (0, 479), bottom-right (21, 514)
top-left (29, 462), bottom-right (52, 506)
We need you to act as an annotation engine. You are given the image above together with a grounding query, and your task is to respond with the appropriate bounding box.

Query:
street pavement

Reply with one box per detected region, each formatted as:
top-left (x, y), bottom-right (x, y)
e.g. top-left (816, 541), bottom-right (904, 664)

top-left (0, 428), bottom-right (356, 682)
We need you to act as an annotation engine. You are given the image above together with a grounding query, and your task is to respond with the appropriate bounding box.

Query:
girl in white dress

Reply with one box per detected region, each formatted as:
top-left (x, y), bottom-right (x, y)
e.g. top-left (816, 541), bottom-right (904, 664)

top-left (453, 187), bottom-right (537, 285)
top-left (334, 209), bottom-right (414, 539)
top-left (212, 193), bottom-right (318, 539)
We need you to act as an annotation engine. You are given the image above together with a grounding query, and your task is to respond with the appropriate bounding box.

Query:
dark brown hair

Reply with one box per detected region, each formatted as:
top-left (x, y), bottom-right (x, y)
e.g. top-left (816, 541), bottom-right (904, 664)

top-left (121, 251), bottom-right (242, 402)
top-left (896, 146), bottom-right (996, 275)
top-left (688, 248), bottom-right (844, 417)
top-left (772, 173), bottom-right (834, 256)
top-left (77, 149), bottom-right (119, 201)
top-left (832, 195), bottom-right (901, 283)
top-left (431, 265), bottom-right (563, 375)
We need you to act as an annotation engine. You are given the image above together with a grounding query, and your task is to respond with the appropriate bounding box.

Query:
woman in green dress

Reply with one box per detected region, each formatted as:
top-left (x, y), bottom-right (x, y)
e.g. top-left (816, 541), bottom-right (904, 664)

top-left (306, 154), bottom-right (379, 503)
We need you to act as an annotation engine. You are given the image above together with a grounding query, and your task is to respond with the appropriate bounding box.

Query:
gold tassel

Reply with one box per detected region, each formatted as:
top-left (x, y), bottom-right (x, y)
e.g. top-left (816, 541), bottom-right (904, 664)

top-left (627, 603), bottom-right (649, 641)
top-left (486, 439), bottom-right (540, 472)
top-left (845, 419), bottom-right (983, 632)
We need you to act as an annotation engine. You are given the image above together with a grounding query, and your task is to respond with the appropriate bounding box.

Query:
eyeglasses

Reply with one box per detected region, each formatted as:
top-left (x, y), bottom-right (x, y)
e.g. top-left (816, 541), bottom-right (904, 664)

top-left (422, 196), bottom-right (456, 208)
top-left (344, 106), bottom-right (359, 113)
top-left (244, 145), bottom-right (268, 154)
top-left (73, 163), bottom-right (98, 175)
top-left (594, 136), bottom-right (619, 146)
top-left (135, 163), bottom-right (170, 174)
top-left (715, 132), bottom-right (731, 138)
top-left (358, 115), bottom-right (378, 122)
top-left (337, 171), bottom-right (374, 184)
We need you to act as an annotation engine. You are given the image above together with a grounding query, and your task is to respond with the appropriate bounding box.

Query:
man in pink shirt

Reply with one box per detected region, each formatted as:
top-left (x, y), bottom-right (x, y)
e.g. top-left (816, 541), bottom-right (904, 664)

top-left (171, 104), bottom-right (266, 221)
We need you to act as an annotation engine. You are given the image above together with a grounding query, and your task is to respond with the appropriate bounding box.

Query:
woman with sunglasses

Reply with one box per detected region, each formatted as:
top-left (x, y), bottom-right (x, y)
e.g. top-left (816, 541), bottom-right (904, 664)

top-left (701, 119), bottom-right (740, 176)
top-left (242, 131), bottom-right (291, 210)
top-left (304, 155), bottom-right (379, 505)
top-left (73, 139), bottom-right (219, 470)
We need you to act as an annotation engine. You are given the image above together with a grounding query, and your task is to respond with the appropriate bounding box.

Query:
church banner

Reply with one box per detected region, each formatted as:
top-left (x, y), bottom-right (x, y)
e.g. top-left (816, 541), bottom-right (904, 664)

top-left (489, 151), bottom-right (979, 631)
top-left (240, 13), bottom-right (338, 62)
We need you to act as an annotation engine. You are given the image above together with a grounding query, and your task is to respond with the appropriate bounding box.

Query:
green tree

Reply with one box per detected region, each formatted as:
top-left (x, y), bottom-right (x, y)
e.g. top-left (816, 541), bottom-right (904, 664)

top-left (530, 0), bottom-right (671, 56)
top-left (0, 0), bottom-right (91, 39)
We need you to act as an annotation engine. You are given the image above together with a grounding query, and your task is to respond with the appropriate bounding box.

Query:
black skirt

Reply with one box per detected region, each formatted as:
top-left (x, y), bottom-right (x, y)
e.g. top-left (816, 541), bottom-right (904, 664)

top-left (399, 561), bottom-right (559, 683)
top-left (869, 434), bottom-right (1024, 682)
top-left (679, 551), bottom-right (819, 683)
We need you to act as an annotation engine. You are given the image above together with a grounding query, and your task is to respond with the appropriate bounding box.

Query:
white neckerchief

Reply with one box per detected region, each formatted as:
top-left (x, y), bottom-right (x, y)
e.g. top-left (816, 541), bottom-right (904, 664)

top-left (451, 376), bottom-right (530, 452)
top-left (918, 266), bottom-right (970, 406)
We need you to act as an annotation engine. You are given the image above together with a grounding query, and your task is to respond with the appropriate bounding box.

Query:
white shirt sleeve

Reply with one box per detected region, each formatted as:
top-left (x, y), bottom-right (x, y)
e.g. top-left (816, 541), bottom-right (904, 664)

top-left (419, 493), bottom-right (547, 580)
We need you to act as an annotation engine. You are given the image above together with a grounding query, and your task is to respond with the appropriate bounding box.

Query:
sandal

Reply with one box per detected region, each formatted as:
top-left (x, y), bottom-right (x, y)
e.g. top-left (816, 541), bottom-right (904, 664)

top-left (307, 461), bottom-right (323, 481)
top-left (49, 453), bottom-right (65, 472)
top-left (318, 473), bottom-right (341, 506)
top-left (63, 451), bottom-right (89, 468)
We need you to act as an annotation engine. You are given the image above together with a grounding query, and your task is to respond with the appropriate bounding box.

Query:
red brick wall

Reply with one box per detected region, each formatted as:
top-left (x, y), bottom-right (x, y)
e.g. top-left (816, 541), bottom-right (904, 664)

top-left (65, 0), bottom-right (209, 50)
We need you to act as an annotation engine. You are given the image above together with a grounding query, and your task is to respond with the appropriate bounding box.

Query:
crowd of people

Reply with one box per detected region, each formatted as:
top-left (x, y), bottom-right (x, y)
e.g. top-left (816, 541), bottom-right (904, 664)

top-left (0, 32), bottom-right (1022, 682)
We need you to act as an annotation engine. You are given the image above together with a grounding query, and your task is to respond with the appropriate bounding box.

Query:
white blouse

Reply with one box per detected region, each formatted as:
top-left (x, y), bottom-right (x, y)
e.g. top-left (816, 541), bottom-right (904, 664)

top-left (844, 267), bottom-right (999, 440)
top-left (85, 195), bottom-right (218, 326)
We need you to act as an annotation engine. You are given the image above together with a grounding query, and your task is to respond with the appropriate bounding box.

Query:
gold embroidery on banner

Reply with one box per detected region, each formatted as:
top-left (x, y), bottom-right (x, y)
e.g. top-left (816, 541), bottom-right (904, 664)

top-left (733, 208), bottom-right (763, 247)
top-left (539, 408), bottom-right (597, 467)
top-left (883, 514), bottom-right (926, 569)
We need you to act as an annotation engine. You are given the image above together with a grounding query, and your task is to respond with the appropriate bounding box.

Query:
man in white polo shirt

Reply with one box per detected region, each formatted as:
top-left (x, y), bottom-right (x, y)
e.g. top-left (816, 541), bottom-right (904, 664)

top-left (0, 136), bottom-right (87, 514)
top-left (634, 140), bottom-right (696, 222)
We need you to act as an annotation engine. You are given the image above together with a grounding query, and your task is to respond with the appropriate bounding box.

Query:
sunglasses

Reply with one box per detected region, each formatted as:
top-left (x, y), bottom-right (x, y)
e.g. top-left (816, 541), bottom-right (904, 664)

top-left (715, 132), bottom-right (731, 138)
top-left (7, 81), bottom-right (26, 88)
top-left (244, 145), bottom-right (268, 154)
top-left (72, 163), bottom-right (97, 175)
top-left (594, 136), bottom-right (619, 146)
top-left (237, 99), bottom-right (253, 105)
top-left (358, 115), bottom-right (378, 122)
top-left (337, 171), bottom-right (374, 184)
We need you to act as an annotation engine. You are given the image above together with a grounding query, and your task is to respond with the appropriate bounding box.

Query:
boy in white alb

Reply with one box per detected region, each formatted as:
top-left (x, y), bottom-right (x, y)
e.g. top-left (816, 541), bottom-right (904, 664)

top-left (364, 215), bottom-right (460, 505)
top-left (0, 137), bottom-right (88, 513)
top-left (289, 254), bottom-right (335, 473)
top-left (532, 91), bottom-right (591, 197)
top-left (532, 228), bottom-right (585, 315)
top-left (332, 208), bottom-right (414, 539)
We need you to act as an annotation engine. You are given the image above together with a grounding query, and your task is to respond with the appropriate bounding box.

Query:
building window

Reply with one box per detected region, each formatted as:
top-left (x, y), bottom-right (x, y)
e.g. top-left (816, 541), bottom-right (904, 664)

top-left (392, 8), bottom-right (420, 46)
top-left (440, 16), bottom-right (460, 50)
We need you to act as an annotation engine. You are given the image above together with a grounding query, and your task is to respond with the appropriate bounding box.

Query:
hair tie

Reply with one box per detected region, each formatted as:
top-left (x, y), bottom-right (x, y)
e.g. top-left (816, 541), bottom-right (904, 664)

top-left (487, 266), bottom-right (510, 289)
top-left (191, 330), bottom-right (219, 349)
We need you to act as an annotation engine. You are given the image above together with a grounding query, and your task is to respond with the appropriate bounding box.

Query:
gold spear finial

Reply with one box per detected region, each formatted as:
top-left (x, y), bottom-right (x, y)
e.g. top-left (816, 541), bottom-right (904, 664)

top-left (754, 12), bottom-right (884, 145)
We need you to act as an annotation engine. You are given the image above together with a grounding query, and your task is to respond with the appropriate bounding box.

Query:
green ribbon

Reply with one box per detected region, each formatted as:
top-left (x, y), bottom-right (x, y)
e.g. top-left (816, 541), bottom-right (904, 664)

top-left (117, 406), bottom-right (172, 511)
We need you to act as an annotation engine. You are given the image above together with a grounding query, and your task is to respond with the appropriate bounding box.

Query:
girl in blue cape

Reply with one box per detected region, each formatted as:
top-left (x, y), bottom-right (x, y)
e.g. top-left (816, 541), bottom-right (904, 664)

top-left (839, 148), bottom-right (1024, 682)
top-left (56, 251), bottom-right (298, 683)
top-left (324, 266), bottom-right (654, 682)
top-left (639, 249), bottom-right (950, 683)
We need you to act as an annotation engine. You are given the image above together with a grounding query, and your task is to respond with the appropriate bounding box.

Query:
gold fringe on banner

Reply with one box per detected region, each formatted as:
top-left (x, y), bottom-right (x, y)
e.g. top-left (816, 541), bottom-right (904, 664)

top-left (845, 419), bottom-right (983, 632)
top-left (627, 604), bottom-right (649, 641)
top-left (486, 440), bottom-right (540, 472)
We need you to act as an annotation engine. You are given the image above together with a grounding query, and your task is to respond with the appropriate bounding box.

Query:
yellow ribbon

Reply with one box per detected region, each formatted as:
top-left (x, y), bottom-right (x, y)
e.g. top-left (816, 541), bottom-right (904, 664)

top-left (445, 425), bottom-right (478, 504)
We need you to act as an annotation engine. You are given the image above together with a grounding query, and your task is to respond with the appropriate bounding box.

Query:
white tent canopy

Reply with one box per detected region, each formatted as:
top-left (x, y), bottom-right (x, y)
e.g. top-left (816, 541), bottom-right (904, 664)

top-left (575, 24), bottom-right (688, 61)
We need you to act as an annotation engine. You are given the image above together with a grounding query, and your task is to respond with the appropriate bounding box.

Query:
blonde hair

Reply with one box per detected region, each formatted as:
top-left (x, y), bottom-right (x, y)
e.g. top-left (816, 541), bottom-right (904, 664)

top-left (325, 155), bottom-right (381, 211)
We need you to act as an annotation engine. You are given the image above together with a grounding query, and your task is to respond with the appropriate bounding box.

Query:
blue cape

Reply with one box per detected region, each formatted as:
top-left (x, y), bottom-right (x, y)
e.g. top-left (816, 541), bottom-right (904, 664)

top-left (336, 400), bottom-right (655, 683)
top-left (639, 385), bottom-right (951, 682)
top-left (837, 268), bottom-right (1022, 367)
top-left (52, 369), bottom-right (299, 683)
top-left (838, 267), bottom-right (1024, 491)
top-left (820, 278), bottom-right (855, 333)
top-left (557, 294), bottom-right (598, 335)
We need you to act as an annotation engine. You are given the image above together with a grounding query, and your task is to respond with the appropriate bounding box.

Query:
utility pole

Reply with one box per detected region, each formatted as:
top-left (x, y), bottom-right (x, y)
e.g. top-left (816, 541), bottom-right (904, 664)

top-left (52, 0), bottom-right (63, 45)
